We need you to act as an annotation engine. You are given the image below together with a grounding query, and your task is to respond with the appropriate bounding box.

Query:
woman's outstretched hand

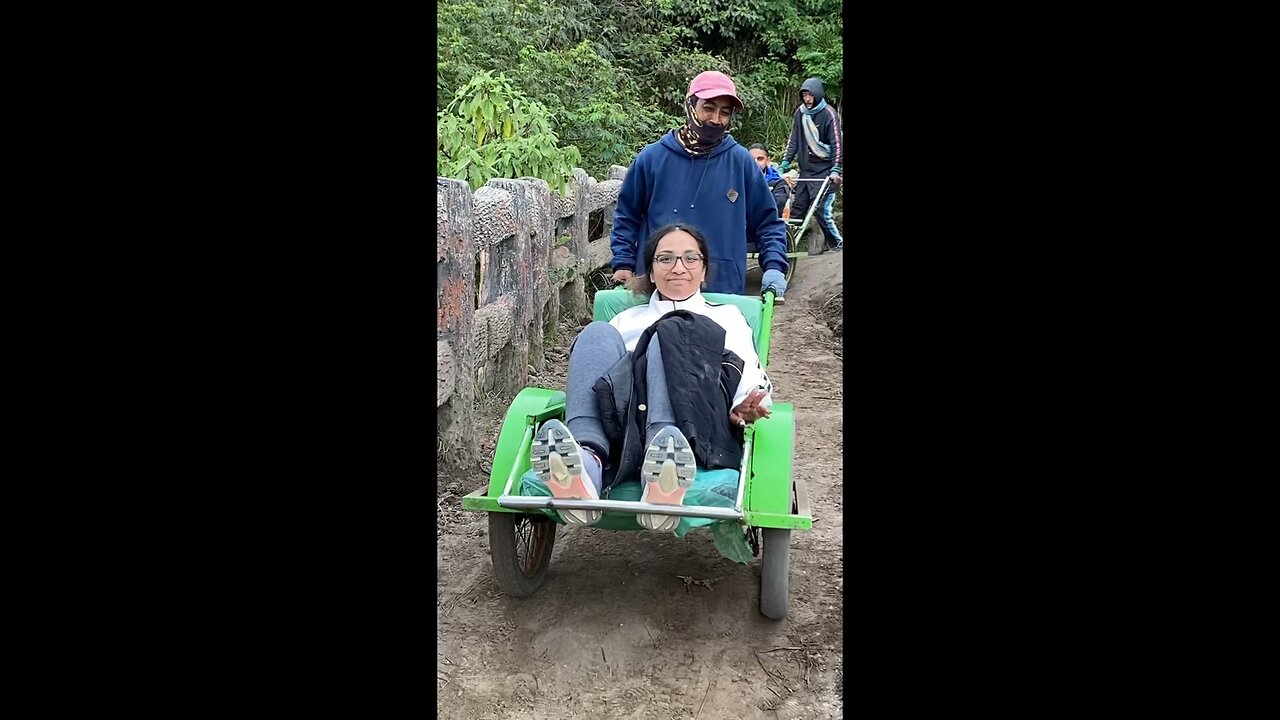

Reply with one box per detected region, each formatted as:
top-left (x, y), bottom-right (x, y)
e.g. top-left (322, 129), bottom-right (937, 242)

top-left (730, 389), bottom-right (771, 427)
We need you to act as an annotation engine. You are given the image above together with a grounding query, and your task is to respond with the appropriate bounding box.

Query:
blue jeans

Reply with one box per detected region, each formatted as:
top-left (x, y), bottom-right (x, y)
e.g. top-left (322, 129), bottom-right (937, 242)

top-left (566, 321), bottom-right (674, 462)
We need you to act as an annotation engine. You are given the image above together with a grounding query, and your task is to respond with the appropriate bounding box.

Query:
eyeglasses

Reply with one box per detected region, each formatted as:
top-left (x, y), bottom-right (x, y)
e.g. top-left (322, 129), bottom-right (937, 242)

top-left (654, 252), bottom-right (704, 269)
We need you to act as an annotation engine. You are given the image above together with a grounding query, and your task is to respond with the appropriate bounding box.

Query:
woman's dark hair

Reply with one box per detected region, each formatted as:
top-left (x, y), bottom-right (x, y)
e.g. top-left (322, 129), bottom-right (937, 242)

top-left (625, 223), bottom-right (713, 297)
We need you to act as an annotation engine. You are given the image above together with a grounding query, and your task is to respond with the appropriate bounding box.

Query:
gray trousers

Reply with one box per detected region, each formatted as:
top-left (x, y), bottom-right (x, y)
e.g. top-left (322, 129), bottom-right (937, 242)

top-left (566, 321), bottom-right (673, 460)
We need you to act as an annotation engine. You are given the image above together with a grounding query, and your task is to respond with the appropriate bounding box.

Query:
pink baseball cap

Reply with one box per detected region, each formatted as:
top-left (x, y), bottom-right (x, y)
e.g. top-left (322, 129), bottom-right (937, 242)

top-left (687, 71), bottom-right (744, 110)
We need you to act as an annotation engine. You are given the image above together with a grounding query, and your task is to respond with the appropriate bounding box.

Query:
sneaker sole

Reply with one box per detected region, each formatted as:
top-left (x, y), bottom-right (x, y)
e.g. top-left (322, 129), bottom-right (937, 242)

top-left (638, 429), bottom-right (696, 532)
top-left (531, 421), bottom-right (600, 526)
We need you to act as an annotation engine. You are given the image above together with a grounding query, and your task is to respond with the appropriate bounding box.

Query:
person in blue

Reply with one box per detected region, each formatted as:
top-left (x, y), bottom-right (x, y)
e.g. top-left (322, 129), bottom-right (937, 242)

top-left (609, 71), bottom-right (790, 297)
top-left (749, 143), bottom-right (792, 218)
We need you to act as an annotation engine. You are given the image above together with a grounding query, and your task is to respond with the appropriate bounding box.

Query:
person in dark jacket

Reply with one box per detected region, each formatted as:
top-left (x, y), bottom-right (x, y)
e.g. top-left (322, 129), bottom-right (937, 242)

top-left (780, 77), bottom-right (844, 251)
top-left (749, 143), bottom-right (791, 218)
top-left (609, 71), bottom-right (790, 297)
top-left (533, 223), bottom-right (774, 531)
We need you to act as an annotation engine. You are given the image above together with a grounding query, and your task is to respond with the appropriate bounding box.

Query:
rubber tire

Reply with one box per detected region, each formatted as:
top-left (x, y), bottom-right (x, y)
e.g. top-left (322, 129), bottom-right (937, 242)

top-left (760, 527), bottom-right (792, 619)
top-left (784, 226), bottom-right (799, 284)
top-left (489, 512), bottom-right (557, 597)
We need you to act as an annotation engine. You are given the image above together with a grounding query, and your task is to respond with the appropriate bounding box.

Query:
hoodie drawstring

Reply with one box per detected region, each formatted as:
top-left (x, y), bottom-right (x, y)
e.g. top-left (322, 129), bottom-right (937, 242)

top-left (668, 130), bottom-right (719, 214)
top-left (679, 156), bottom-right (711, 213)
top-left (691, 158), bottom-right (710, 210)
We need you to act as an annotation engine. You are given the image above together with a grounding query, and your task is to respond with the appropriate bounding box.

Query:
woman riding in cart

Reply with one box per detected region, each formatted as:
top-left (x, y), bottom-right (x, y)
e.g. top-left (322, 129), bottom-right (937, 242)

top-left (532, 223), bottom-right (774, 531)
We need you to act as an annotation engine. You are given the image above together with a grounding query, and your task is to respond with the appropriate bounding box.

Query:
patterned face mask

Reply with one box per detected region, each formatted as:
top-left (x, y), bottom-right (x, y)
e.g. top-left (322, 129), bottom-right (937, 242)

top-left (676, 95), bottom-right (732, 156)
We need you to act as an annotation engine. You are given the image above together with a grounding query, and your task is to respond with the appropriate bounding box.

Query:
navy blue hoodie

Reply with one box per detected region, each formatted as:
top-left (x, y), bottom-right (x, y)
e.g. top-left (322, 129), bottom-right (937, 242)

top-left (609, 131), bottom-right (789, 294)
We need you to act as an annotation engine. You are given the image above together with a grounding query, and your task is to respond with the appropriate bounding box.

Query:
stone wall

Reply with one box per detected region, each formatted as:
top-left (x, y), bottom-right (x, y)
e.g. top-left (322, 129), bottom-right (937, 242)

top-left (436, 166), bottom-right (626, 475)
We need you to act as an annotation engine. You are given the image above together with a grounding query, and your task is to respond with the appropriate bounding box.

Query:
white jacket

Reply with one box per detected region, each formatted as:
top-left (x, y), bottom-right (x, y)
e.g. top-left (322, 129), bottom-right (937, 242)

top-left (609, 291), bottom-right (773, 411)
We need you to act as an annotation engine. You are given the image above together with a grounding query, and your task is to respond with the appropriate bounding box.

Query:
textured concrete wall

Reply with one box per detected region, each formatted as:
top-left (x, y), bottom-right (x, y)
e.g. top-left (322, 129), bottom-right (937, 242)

top-left (437, 178), bottom-right (478, 473)
top-left (436, 166), bottom-right (626, 476)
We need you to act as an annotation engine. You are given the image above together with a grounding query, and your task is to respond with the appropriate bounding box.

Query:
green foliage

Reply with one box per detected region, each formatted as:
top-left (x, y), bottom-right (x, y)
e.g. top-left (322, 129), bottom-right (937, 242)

top-left (657, 0), bottom-right (771, 40)
top-left (436, 71), bottom-right (581, 193)
top-left (511, 41), bottom-right (676, 175)
top-left (436, 0), bottom-right (842, 186)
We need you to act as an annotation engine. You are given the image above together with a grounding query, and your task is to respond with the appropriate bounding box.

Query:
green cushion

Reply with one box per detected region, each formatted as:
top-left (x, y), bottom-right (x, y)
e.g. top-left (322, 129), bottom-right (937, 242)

top-left (591, 288), bottom-right (764, 350)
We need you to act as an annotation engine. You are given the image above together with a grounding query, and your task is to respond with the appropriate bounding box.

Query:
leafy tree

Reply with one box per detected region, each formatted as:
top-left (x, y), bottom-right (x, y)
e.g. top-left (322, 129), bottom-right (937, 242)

top-left (437, 72), bottom-right (582, 193)
top-left (436, 0), bottom-right (843, 188)
top-left (510, 42), bottom-right (678, 176)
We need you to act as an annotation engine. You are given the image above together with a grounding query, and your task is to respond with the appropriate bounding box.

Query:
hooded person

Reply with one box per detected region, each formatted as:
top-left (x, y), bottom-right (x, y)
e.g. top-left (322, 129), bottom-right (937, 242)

top-left (780, 77), bottom-right (844, 252)
top-left (609, 71), bottom-right (790, 297)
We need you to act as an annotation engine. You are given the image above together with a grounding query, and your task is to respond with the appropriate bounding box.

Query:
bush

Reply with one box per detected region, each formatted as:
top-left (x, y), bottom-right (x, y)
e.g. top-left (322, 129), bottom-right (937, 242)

top-left (437, 71), bottom-right (582, 193)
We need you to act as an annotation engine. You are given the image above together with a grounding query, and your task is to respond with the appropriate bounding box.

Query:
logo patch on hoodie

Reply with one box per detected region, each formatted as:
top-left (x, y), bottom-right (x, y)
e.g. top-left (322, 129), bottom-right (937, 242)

top-left (726, 188), bottom-right (739, 203)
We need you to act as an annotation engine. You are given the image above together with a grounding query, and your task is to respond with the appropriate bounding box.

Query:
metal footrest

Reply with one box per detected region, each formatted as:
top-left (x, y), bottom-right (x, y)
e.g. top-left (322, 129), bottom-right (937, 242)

top-left (497, 495), bottom-right (743, 521)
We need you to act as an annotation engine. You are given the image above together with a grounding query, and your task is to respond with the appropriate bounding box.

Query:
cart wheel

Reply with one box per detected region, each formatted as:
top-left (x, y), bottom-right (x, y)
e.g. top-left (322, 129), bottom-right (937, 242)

top-left (759, 528), bottom-right (791, 619)
top-left (784, 226), bottom-right (799, 284)
top-left (489, 512), bottom-right (557, 597)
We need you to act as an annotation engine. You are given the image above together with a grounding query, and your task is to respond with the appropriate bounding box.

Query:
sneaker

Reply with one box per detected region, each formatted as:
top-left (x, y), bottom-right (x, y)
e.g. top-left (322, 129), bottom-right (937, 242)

top-left (637, 425), bottom-right (698, 532)
top-left (531, 419), bottom-right (601, 526)
top-left (831, 242), bottom-right (843, 252)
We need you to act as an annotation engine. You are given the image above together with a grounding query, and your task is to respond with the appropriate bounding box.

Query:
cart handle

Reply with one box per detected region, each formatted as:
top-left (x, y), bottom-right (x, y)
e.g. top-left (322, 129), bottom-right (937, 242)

top-left (758, 288), bottom-right (776, 367)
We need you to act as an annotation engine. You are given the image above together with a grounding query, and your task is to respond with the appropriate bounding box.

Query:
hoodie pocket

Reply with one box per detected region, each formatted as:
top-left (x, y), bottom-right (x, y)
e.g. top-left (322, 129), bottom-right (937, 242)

top-left (707, 258), bottom-right (745, 294)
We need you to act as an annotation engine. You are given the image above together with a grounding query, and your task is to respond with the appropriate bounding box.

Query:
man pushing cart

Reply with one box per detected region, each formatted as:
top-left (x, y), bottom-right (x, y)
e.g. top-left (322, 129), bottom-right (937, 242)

top-left (779, 77), bottom-right (843, 254)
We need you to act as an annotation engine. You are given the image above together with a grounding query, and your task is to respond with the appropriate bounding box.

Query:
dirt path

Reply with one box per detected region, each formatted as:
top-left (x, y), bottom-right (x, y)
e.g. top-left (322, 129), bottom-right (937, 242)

top-left (437, 252), bottom-right (845, 720)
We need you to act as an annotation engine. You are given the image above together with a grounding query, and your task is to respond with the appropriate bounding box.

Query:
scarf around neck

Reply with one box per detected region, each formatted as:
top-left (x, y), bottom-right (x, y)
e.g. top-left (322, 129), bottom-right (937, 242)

top-left (801, 98), bottom-right (828, 116)
top-left (676, 95), bottom-right (732, 156)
